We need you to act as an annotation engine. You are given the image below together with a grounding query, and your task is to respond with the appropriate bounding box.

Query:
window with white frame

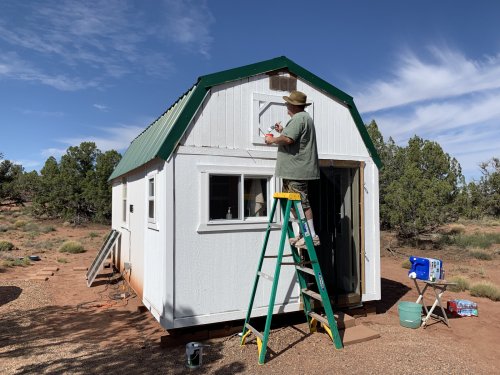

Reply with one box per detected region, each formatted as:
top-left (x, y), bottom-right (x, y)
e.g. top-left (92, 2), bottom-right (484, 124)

top-left (208, 174), bottom-right (271, 222)
top-left (121, 177), bottom-right (127, 223)
top-left (148, 176), bottom-right (155, 223)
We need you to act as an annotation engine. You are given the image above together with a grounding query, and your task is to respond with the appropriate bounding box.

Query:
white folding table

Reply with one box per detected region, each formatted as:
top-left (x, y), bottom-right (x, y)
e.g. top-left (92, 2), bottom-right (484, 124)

top-left (413, 279), bottom-right (457, 328)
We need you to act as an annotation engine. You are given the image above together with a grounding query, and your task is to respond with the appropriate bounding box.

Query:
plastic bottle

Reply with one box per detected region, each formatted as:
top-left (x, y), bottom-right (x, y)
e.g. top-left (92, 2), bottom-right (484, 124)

top-left (226, 207), bottom-right (232, 219)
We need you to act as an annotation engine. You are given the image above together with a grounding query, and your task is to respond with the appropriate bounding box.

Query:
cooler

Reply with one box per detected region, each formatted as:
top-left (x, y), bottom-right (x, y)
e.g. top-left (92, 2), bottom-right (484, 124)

top-left (408, 256), bottom-right (443, 281)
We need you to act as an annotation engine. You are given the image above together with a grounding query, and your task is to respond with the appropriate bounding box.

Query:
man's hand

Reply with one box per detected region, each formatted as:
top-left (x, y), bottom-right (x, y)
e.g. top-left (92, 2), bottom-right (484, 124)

top-left (265, 135), bottom-right (274, 144)
top-left (274, 121), bottom-right (283, 133)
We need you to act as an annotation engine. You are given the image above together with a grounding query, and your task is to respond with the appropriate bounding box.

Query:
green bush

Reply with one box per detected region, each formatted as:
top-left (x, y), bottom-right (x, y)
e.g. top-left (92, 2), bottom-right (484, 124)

top-left (22, 222), bottom-right (40, 232)
top-left (401, 259), bottom-right (411, 269)
top-left (14, 220), bottom-right (27, 228)
top-left (0, 241), bottom-right (15, 251)
top-left (3, 257), bottom-right (31, 267)
top-left (443, 232), bottom-right (500, 249)
top-left (57, 257), bottom-right (69, 263)
top-left (88, 232), bottom-right (99, 238)
top-left (448, 276), bottom-right (470, 292)
top-left (468, 249), bottom-right (493, 260)
top-left (59, 241), bottom-right (85, 254)
top-left (470, 282), bottom-right (500, 301)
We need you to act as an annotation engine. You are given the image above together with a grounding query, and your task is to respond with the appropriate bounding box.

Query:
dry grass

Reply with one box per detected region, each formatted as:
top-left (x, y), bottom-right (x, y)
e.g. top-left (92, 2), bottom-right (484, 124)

top-left (470, 282), bottom-right (500, 301)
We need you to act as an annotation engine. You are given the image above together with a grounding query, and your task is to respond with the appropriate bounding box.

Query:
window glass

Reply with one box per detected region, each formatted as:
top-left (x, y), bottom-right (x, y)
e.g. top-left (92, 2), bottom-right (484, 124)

top-left (244, 177), bottom-right (268, 217)
top-left (148, 200), bottom-right (154, 220)
top-left (148, 177), bottom-right (155, 222)
top-left (209, 175), bottom-right (239, 220)
top-left (149, 178), bottom-right (154, 197)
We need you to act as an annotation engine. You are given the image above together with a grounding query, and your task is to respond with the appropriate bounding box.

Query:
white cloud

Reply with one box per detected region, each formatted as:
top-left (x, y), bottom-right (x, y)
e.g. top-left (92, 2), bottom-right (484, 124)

top-left (41, 148), bottom-right (67, 159)
top-left (356, 47), bottom-right (500, 112)
top-left (162, 0), bottom-right (215, 58)
top-left (93, 104), bottom-right (108, 112)
top-left (355, 46), bottom-right (500, 182)
top-left (60, 124), bottom-right (146, 152)
top-left (0, 0), bottom-right (175, 89)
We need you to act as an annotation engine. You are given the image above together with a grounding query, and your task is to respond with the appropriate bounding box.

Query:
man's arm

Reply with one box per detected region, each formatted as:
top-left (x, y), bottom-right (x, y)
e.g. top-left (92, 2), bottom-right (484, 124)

top-left (265, 135), bottom-right (294, 145)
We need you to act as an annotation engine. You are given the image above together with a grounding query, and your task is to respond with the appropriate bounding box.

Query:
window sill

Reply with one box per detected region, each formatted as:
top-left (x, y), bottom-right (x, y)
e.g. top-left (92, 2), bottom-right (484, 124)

top-left (197, 222), bottom-right (282, 234)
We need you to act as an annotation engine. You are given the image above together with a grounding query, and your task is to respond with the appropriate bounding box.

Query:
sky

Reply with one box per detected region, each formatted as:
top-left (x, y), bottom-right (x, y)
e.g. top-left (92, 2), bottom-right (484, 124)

top-left (0, 0), bottom-right (499, 182)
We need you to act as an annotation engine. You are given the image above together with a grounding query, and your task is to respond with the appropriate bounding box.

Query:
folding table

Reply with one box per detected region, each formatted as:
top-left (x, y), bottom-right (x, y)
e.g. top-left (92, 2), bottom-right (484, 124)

top-left (413, 279), bottom-right (457, 328)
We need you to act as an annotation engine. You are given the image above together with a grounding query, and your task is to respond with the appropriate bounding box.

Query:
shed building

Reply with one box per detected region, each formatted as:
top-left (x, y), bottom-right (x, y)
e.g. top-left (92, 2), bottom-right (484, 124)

top-left (109, 56), bottom-right (381, 329)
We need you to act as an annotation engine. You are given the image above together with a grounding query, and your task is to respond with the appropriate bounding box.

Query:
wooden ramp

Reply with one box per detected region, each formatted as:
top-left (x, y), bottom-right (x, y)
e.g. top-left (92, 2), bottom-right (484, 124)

top-left (86, 229), bottom-right (121, 287)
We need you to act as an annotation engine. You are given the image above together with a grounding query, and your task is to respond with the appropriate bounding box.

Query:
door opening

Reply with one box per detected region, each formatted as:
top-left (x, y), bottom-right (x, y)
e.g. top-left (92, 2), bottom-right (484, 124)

top-left (309, 161), bottom-right (362, 306)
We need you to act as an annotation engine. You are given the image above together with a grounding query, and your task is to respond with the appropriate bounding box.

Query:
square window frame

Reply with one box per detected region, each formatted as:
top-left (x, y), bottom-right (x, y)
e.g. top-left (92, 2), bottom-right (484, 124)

top-left (197, 165), bottom-right (277, 233)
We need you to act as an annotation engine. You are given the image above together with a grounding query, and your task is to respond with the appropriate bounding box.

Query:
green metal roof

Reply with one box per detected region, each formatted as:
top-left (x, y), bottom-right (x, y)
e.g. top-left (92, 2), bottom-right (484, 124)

top-left (109, 56), bottom-right (381, 181)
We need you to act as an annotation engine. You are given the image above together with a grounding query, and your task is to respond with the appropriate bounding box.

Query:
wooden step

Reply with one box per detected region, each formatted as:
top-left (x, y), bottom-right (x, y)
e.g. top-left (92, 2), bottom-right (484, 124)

top-left (309, 311), bottom-right (356, 330)
top-left (341, 325), bottom-right (380, 346)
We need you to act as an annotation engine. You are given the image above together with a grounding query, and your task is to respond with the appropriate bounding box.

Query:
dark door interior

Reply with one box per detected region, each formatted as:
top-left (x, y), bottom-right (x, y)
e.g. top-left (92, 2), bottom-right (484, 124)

top-left (309, 164), bottom-right (361, 306)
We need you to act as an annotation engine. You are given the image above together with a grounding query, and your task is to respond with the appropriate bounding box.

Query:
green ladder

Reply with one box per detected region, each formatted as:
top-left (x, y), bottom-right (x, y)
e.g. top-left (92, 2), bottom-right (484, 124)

top-left (241, 192), bottom-right (343, 364)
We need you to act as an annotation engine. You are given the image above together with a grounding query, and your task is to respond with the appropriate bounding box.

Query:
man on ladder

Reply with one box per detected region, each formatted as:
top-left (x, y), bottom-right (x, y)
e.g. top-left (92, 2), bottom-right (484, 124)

top-left (240, 90), bottom-right (342, 365)
top-left (264, 90), bottom-right (320, 248)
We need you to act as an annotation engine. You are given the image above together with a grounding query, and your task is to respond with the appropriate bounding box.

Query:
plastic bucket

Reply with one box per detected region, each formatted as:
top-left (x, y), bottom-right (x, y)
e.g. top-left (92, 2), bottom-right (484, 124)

top-left (398, 301), bottom-right (422, 329)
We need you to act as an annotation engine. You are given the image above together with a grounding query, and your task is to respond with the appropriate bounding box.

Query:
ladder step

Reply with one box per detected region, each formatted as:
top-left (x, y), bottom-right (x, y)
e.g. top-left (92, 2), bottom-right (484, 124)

top-left (309, 311), bottom-right (330, 327)
top-left (264, 254), bottom-right (292, 259)
top-left (245, 323), bottom-right (264, 341)
top-left (257, 271), bottom-right (274, 282)
top-left (295, 266), bottom-right (315, 276)
top-left (301, 288), bottom-right (323, 302)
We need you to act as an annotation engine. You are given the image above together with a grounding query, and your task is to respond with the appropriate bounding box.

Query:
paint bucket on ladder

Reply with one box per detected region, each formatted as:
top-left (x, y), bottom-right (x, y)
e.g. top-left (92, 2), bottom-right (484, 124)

top-left (185, 342), bottom-right (207, 369)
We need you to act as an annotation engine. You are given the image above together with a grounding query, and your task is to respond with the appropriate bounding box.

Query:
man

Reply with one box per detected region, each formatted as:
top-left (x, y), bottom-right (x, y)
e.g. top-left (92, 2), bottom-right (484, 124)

top-left (264, 90), bottom-right (320, 248)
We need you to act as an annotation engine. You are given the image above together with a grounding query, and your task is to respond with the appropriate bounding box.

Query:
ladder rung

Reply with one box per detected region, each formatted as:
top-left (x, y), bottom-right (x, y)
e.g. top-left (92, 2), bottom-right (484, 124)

top-left (309, 312), bottom-right (329, 327)
top-left (295, 266), bottom-right (315, 276)
top-left (269, 223), bottom-right (282, 229)
top-left (245, 323), bottom-right (264, 340)
top-left (301, 288), bottom-right (323, 302)
top-left (257, 271), bottom-right (274, 282)
top-left (264, 254), bottom-right (293, 258)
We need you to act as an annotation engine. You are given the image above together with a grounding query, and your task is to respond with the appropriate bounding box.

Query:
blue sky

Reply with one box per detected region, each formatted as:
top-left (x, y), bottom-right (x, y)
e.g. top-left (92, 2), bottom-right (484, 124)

top-left (0, 0), bottom-right (499, 182)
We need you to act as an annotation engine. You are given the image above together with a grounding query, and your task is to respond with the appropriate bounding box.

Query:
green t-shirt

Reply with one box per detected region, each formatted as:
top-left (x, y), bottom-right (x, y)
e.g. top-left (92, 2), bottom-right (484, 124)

top-left (275, 111), bottom-right (320, 180)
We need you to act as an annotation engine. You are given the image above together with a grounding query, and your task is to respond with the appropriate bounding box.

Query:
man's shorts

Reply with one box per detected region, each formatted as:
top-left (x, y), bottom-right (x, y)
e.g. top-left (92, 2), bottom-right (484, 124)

top-left (282, 179), bottom-right (311, 210)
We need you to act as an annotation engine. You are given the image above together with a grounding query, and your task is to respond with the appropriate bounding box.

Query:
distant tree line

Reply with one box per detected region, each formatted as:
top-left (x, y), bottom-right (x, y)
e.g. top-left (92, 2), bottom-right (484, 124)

top-left (366, 120), bottom-right (500, 238)
top-left (0, 143), bottom-right (121, 224)
top-left (1, 127), bottom-right (499, 233)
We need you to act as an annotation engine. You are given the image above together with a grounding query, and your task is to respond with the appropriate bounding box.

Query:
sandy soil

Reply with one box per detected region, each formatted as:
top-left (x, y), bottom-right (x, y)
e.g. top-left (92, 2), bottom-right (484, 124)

top-left (0, 212), bottom-right (499, 374)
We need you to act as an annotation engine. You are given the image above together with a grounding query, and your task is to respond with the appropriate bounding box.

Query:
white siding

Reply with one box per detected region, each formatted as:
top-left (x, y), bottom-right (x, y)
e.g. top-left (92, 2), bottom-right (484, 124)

top-left (181, 74), bottom-right (370, 159)
top-left (171, 153), bottom-right (301, 328)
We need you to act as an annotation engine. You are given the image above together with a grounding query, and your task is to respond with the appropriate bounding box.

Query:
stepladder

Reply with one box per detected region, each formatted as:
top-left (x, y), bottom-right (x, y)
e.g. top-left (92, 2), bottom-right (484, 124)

top-left (240, 192), bottom-right (343, 364)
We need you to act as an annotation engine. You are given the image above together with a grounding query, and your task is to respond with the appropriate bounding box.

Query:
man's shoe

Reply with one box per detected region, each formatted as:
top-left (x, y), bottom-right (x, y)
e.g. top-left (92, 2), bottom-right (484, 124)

top-left (289, 235), bottom-right (302, 246)
top-left (295, 235), bottom-right (321, 249)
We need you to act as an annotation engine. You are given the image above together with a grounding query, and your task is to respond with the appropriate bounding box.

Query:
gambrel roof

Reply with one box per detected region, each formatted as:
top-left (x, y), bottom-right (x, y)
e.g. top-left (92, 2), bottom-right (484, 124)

top-left (109, 56), bottom-right (381, 180)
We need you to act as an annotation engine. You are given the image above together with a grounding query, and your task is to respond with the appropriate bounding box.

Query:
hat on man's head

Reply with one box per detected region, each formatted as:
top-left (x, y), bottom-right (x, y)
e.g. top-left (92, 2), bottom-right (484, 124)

top-left (283, 90), bottom-right (311, 106)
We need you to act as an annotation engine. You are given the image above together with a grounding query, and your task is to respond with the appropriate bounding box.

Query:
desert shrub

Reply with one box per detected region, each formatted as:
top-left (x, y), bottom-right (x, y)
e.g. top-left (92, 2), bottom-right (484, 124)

top-left (444, 232), bottom-right (500, 249)
top-left (444, 224), bottom-right (466, 235)
top-left (14, 220), bottom-right (27, 228)
top-left (3, 257), bottom-right (30, 267)
top-left (0, 241), bottom-right (14, 251)
top-left (470, 282), bottom-right (500, 301)
top-left (21, 222), bottom-right (40, 232)
top-left (0, 225), bottom-right (9, 232)
top-left (57, 257), bottom-right (69, 263)
top-left (40, 225), bottom-right (56, 233)
top-left (88, 232), bottom-right (99, 238)
top-left (468, 249), bottom-right (493, 260)
top-left (448, 276), bottom-right (470, 292)
top-left (401, 259), bottom-right (411, 269)
top-left (59, 241), bottom-right (85, 254)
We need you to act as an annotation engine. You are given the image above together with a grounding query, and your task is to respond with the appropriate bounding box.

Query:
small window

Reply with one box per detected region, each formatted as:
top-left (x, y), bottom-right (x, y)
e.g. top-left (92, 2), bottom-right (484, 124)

top-left (244, 177), bottom-right (268, 217)
top-left (122, 177), bottom-right (127, 223)
top-left (148, 176), bottom-right (155, 223)
top-left (209, 175), bottom-right (240, 220)
top-left (208, 174), bottom-right (269, 222)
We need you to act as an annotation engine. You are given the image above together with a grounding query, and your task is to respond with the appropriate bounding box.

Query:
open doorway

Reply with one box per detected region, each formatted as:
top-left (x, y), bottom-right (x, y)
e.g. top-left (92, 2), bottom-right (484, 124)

top-left (309, 160), bottom-right (363, 307)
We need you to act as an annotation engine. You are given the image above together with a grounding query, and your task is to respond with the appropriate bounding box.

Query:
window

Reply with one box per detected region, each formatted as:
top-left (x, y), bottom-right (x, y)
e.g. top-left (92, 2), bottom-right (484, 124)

top-left (121, 177), bottom-right (127, 223)
top-left (208, 174), bottom-right (269, 222)
top-left (148, 176), bottom-right (155, 223)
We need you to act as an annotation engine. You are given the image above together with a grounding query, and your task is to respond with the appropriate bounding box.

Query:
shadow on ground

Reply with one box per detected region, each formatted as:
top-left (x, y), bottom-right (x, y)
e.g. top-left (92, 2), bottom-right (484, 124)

top-left (0, 286), bottom-right (22, 307)
top-left (0, 303), bottom-right (246, 374)
top-left (376, 277), bottom-right (411, 313)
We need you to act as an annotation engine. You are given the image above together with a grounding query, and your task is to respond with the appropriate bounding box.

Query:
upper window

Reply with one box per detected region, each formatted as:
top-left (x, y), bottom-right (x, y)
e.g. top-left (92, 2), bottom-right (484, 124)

top-left (148, 176), bottom-right (156, 223)
top-left (121, 177), bottom-right (127, 223)
top-left (208, 174), bottom-right (270, 222)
